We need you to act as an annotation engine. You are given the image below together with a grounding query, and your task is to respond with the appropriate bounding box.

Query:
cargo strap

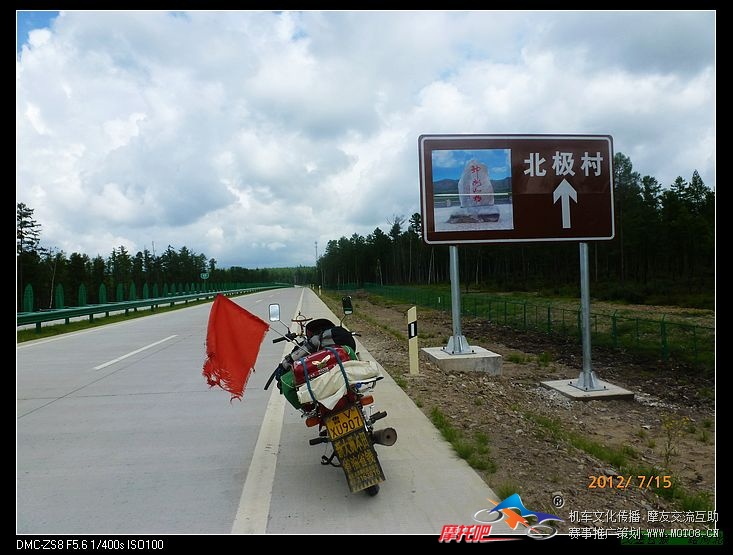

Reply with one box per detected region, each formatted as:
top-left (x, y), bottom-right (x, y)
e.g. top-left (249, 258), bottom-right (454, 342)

top-left (301, 347), bottom-right (349, 404)
top-left (324, 347), bottom-right (349, 387)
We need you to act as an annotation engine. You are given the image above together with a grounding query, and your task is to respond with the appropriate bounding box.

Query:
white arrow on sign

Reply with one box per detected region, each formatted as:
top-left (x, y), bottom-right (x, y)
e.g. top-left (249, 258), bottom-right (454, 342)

top-left (553, 178), bottom-right (578, 229)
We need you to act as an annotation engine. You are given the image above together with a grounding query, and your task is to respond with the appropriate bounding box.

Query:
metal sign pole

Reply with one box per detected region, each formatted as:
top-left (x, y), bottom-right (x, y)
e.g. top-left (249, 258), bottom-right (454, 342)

top-left (444, 246), bottom-right (471, 354)
top-left (571, 242), bottom-right (602, 390)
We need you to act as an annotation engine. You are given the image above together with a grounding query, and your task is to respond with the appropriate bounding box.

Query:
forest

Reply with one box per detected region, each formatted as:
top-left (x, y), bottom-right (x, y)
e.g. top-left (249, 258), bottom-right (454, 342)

top-left (17, 153), bottom-right (715, 311)
top-left (317, 153), bottom-right (714, 308)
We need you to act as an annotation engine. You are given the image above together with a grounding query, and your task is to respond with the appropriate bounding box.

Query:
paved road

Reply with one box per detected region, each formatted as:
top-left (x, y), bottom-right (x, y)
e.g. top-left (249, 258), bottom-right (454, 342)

top-left (17, 287), bottom-right (518, 536)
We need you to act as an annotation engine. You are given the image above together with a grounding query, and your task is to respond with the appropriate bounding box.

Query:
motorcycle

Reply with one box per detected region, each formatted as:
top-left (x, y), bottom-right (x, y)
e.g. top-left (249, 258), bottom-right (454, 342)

top-left (264, 296), bottom-right (397, 496)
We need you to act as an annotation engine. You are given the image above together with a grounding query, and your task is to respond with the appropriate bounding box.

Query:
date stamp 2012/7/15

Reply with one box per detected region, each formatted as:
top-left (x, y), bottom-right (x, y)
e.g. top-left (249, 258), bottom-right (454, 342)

top-left (588, 475), bottom-right (673, 490)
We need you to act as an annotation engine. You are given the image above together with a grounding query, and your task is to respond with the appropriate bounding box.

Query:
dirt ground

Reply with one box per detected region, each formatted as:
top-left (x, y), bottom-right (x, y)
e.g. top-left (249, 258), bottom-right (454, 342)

top-left (321, 291), bottom-right (717, 534)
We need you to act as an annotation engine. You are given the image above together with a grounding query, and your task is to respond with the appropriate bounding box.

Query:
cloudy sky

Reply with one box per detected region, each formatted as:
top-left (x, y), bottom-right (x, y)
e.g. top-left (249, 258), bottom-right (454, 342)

top-left (16, 10), bottom-right (716, 269)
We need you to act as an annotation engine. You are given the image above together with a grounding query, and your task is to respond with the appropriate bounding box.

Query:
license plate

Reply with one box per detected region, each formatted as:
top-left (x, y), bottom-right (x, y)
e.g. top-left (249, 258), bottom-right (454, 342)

top-left (325, 406), bottom-right (364, 440)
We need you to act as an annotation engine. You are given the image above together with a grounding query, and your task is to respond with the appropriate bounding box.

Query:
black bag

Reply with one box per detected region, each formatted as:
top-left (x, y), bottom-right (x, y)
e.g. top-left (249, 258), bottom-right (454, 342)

top-left (319, 326), bottom-right (356, 351)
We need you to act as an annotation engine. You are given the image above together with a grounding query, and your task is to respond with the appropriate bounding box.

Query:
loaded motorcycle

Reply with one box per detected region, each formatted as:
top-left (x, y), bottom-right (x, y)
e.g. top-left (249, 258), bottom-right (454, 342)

top-left (264, 296), bottom-right (397, 496)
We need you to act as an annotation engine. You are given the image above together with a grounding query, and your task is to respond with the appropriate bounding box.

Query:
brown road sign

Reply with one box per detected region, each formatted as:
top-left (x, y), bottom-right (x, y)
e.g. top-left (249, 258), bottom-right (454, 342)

top-left (418, 134), bottom-right (615, 244)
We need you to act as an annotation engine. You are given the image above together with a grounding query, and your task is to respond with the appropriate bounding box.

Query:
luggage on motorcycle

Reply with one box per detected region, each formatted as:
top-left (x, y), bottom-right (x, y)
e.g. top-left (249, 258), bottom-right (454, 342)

top-left (292, 345), bottom-right (353, 386)
top-left (279, 369), bottom-right (302, 409)
top-left (297, 359), bottom-right (382, 410)
top-left (318, 326), bottom-right (357, 352)
top-left (305, 318), bottom-right (336, 337)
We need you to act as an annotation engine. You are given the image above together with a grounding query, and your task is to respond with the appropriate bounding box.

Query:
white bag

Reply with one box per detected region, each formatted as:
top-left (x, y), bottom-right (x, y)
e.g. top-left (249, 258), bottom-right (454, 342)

top-left (296, 359), bottom-right (382, 410)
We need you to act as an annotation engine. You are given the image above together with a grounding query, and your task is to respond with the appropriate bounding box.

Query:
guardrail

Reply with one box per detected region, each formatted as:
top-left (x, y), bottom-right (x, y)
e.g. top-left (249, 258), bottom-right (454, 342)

top-left (17, 286), bottom-right (286, 333)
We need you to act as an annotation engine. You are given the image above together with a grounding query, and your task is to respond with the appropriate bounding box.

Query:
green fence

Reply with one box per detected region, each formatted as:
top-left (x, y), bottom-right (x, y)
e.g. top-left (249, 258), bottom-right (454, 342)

top-left (358, 284), bottom-right (714, 371)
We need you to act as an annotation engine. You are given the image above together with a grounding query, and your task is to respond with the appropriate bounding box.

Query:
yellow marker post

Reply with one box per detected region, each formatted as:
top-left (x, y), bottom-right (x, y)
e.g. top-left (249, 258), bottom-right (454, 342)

top-left (407, 306), bottom-right (419, 375)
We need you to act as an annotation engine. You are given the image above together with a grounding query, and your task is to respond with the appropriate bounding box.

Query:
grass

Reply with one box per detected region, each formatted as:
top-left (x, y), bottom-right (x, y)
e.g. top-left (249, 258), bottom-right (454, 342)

top-left (506, 353), bottom-right (529, 364)
top-left (626, 467), bottom-right (714, 511)
top-left (661, 413), bottom-right (691, 469)
top-left (698, 429), bottom-right (712, 444)
top-left (524, 411), bottom-right (637, 468)
top-left (677, 490), bottom-right (714, 512)
top-left (493, 482), bottom-right (522, 501)
top-left (358, 285), bottom-right (715, 372)
top-left (698, 388), bottom-right (715, 401)
top-left (429, 407), bottom-right (497, 474)
top-left (355, 312), bottom-right (405, 341)
top-left (575, 437), bottom-right (637, 468)
top-left (536, 351), bottom-right (553, 367)
top-left (321, 291), bottom-right (408, 343)
top-left (523, 409), bottom-right (714, 512)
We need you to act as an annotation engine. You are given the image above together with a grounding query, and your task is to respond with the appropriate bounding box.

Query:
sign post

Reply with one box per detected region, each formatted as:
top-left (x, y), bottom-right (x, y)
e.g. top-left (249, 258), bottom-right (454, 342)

top-left (573, 242), bottom-right (601, 391)
top-left (418, 134), bottom-right (615, 390)
top-left (446, 246), bottom-right (471, 354)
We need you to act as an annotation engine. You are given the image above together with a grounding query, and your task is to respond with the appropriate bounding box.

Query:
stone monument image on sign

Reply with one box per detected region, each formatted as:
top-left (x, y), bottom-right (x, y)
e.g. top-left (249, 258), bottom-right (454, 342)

top-left (451, 158), bottom-right (499, 223)
top-left (432, 149), bottom-right (514, 232)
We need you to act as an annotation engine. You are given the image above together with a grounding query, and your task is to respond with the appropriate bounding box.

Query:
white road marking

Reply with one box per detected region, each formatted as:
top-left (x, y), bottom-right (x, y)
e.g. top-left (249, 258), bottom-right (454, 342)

top-left (230, 383), bottom-right (286, 534)
top-left (231, 289), bottom-right (304, 534)
top-left (93, 335), bottom-right (177, 370)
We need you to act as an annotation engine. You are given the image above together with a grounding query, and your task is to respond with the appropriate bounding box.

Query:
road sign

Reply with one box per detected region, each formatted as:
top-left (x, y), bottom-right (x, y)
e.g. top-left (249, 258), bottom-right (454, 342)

top-left (418, 134), bottom-right (614, 244)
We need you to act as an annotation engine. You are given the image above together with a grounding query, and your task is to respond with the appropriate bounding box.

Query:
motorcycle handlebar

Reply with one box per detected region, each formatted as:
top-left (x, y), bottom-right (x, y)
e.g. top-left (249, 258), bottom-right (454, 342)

top-left (273, 329), bottom-right (359, 344)
top-left (272, 332), bottom-right (297, 344)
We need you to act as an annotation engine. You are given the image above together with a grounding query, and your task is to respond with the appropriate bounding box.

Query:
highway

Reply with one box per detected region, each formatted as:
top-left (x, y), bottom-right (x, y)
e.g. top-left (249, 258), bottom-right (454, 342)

top-left (17, 286), bottom-right (516, 536)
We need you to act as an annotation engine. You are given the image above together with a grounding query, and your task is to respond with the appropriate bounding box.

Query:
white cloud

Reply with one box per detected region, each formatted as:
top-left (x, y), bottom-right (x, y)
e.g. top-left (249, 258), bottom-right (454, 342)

top-left (103, 112), bottom-right (146, 149)
top-left (17, 10), bottom-right (716, 268)
top-left (24, 102), bottom-right (50, 135)
top-left (28, 28), bottom-right (51, 48)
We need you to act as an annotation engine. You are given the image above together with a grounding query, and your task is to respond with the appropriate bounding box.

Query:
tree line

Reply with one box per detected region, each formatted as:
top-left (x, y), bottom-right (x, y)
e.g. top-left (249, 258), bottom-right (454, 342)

top-left (16, 206), bottom-right (314, 310)
top-left (16, 152), bottom-right (714, 311)
top-left (316, 153), bottom-right (715, 308)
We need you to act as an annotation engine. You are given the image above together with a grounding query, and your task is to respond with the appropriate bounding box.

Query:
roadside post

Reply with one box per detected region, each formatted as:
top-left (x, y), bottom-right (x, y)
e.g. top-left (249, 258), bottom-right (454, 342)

top-left (407, 306), bottom-right (419, 375)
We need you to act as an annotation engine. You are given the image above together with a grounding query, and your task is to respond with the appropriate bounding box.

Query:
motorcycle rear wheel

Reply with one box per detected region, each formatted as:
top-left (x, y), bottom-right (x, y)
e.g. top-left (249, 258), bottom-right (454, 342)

top-left (365, 484), bottom-right (380, 496)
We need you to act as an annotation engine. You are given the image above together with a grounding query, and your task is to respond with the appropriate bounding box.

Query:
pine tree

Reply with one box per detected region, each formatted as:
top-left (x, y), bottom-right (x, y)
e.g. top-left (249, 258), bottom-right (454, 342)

top-left (17, 202), bottom-right (42, 255)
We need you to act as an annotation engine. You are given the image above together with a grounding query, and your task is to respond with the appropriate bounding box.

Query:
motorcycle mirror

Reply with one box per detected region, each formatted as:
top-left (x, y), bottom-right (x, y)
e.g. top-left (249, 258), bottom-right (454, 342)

top-left (342, 296), bottom-right (353, 315)
top-left (268, 303), bottom-right (281, 322)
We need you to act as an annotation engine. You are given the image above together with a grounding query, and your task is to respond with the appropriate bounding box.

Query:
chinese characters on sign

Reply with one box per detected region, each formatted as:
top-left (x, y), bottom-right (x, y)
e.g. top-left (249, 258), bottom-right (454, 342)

top-left (524, 150), bottom-right (605, 229)
top-left (418, 135), bottom-right (615, 245)
top-left (524, 150), bottom-right (604, 178)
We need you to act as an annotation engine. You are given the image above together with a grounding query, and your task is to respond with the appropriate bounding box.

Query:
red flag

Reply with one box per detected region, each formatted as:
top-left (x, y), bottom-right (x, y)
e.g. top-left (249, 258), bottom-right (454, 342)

top-left (202, 294), bottom-right (269, 401)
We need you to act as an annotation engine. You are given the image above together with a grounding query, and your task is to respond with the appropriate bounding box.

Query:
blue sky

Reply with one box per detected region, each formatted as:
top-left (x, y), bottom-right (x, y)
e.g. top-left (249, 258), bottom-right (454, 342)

top-left (17, 11), bottom-right (58, 53)
top-left (16, 10), bottom-right (715, 268)
top-left (432, 149), bottom-right (511, 182)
